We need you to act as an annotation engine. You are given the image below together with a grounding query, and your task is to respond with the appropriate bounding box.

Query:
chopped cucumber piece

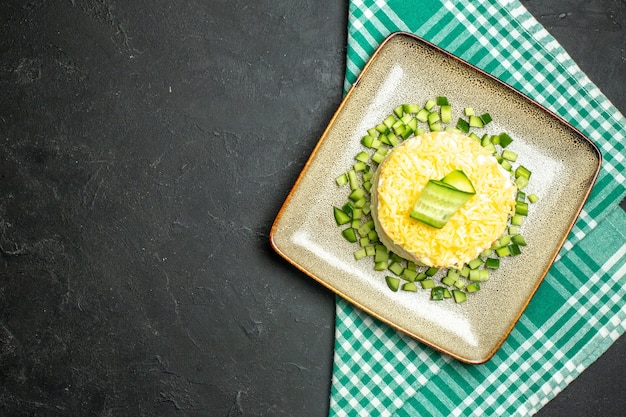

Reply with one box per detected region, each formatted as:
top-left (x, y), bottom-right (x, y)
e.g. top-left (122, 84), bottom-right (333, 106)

top-left (333, 207), bottom-right (351, 225)
top-left (388, 262), bottom-right (404, 276)
top-left (515, 176), bottom-right (529, 190)
top-left (354, 248), bottom-right (367, 260)
top-left (358, 220), bottom-right (374, 236)
top-left (361, 135), bottom-right (375, 148)
top-left (431, 286), bottom-right (445, 301)
top-left (502, 150), bottom-right (518, 162)
top-left (441, 275), bottom-right (457, 287)
top-left (355, 151), bottom-right (369, 163)
top-left (383, 115), bottom-right (396, 128)
top-left (515, 201), bottom-right (529, 216)
top-left (353, 161), bottom-right (367, 172)
top-left (495, 246), bottom-right (511, 257)
top-left (480, 113), bottom-right (493, 125)
top-left (402, 269), bottom-right (418, 282)
top-left (425, 267), bottom-right (439, 276)
top-left (468, 258), bottom-right (483, 269)
top-left (485, 258), bottom-right (500, 269)
top-left (528, 193), bottom-right (539, 203)
top-left (456, 118), bottom-right (470, 133)
top-left (446, 269), bottom-right (460, 280)
top-left (498, 132), bottom-right (513, 147)
top-left (415, 273), bottom-right (427, 282)
top-left (429, 122), bottom-right (442, 132)
top-left (466, 282), bottom-right (481, 293)
top-left (421, 279), bottom-right (435, 289)
top-left (515, 165), bottom-right (531, 179)
top-left (452, 290), bottom-right (467, 303)
top-left (342, 228), bottom-right (357, 243)
top-left (374, 261), bottom-right (388, 271)
top-left (390, 252), bottom-right (403, 263)
top-left (469, 132), bottom-right (481, 142)
top-left (440, 105), bottom-right (452, 123)
top-left (375, 123), bottom-right (388, 134)
top-left (460, 265), bottom-right (470, 278)
top-left (436, 96), bottom-right (449, 106)
top-left (500, 159), bottom-right (513, 172)
top-left (402, 282), bottom-right (418, 292)
top-left (416, 108), bottom-right (429, 122)
top-left (348, 169), bottom-right (359, 190)
top-left (498, 235), bottom-right (511, 248)
top-left (385, 276), bottom-right (400, 292)
top-left (374, 245), bottom-right (389, 263)
top-left (403, 103), bottom-right (420, 114)
top-left (349, 188), bottom-right (366, 202)
top-left (387, 132), bottom-right (399, 146)
top-left (336, 173), bottom-right (348, 186)
top-left (509, 244), bottom-right (522, 256)
top-left (511, 234), bottom-right (527, 246)
top-left (427, 111), bottom-right (440, 125)
top-left (371, 148), bottom-right (388, 164)
top-left (469, 269), bottom-right (489, 281)
top-left (511, 214), bottom-right (524, 226)
top-left (469, 115), bottom-right (484, 128)
top-left (353, 198), bottom-right (367, 209)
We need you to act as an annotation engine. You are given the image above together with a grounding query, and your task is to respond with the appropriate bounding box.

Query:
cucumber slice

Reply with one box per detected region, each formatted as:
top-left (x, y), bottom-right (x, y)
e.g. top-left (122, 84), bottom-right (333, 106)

top-left (410, 180), bottom-right (474, 229)
top-left (441, 170), bottom-right (475, 194)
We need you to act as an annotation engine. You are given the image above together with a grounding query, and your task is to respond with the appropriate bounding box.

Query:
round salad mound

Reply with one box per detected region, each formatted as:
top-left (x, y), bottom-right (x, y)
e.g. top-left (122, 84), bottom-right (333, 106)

top-left (371, 131), bottom-right (516, 269)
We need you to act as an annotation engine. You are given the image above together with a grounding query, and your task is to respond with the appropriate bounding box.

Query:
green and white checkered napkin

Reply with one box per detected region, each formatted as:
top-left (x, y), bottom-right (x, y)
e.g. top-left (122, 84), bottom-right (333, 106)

top-left (330, 1), bottom-right (626, 416)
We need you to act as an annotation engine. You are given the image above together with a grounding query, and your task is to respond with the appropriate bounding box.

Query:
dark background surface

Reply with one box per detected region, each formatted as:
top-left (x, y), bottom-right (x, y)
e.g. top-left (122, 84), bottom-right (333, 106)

top-left (0, 1), bottom-right (624, 416)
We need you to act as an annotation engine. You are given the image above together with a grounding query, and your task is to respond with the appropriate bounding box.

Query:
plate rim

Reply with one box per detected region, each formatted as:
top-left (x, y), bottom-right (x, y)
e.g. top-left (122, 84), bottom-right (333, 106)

top-left (270, 31), bottom-right (602, 364)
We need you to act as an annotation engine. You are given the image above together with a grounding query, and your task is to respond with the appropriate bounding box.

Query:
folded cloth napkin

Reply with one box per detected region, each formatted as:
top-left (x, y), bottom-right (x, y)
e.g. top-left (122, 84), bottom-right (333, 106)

top-left (330, 1), bottom-right (626, 416)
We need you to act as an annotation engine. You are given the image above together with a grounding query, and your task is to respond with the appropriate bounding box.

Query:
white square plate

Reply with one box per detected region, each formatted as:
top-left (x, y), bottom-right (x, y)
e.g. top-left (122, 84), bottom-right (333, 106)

top-left (270, 32), bottom-right (601, 363)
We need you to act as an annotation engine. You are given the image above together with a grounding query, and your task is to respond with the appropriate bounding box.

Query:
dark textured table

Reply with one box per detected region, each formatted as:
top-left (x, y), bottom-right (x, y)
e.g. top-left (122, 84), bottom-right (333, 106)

top-left (1, 1), bottom-right (624, 416)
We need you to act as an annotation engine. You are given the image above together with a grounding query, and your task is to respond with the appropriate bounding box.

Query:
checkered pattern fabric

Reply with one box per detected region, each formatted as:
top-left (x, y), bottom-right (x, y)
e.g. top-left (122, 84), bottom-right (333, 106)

top-left (330, 1), bottom-right (626, 416)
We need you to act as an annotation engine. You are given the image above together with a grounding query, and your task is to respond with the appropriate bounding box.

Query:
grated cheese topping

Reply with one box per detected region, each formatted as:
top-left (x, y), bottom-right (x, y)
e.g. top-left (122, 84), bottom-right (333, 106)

top-left (371, 131), bottom-right (516, 269)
